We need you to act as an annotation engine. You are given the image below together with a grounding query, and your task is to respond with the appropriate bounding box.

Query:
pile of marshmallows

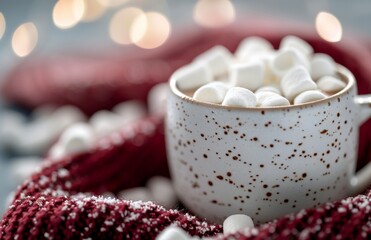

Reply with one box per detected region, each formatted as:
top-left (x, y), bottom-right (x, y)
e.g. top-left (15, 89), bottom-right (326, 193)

top-left (172, 36), bottom-right (346, 107)
top-left (48, 82), bottom-right (170, 160)
top-left (48, 100), bottom-right (147, 159)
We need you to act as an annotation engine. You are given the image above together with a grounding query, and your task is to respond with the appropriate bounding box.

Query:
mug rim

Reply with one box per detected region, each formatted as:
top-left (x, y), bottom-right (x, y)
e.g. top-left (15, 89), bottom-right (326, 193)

top-left (169, 64), bottom-right (355, 111)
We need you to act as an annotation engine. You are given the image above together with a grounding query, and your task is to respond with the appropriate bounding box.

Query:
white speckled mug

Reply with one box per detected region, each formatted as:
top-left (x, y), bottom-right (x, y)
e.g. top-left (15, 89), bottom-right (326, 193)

top-left (166, 65), bottom-right (371, 224)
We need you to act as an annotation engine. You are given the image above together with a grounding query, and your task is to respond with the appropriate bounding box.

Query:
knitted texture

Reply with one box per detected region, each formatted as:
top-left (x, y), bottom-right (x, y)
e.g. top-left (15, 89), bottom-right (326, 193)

top-left (1, 20), bottom-right (371, 239)
top-left (0, 117), bottom-right (221, 240)
top-left (0, 117), bottom-right (369, 240)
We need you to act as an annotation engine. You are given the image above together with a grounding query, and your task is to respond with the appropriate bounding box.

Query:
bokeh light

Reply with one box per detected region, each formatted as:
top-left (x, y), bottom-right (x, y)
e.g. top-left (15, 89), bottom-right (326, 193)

top-left (109, 7), bottom-right (145, 45)
top-left (12, 22), bottom-right (38, 57)
top-left (130, 12), bottom-right (171, 49)
top-left (53, 0), bottom-right (85, 29)
top-left (315, 12), bottom-right (342, 42)
top-left (82, 0), bottom-right (106, 22)
top-left (97, 0), bottom-right (129, 8)
top-left (193, 0), bottom-right (235, 28)
top-left (0, 12), bottom-right (5, 40)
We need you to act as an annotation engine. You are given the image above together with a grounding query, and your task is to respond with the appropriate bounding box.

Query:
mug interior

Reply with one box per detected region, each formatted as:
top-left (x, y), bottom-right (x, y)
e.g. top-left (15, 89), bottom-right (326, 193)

top-left (169, 64), bottom-right (355, 111)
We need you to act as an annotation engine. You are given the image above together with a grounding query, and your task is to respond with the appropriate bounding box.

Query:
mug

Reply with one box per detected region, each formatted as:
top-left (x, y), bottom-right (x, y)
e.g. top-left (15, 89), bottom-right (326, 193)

top-left (166, 65), bottom-right (371, 224)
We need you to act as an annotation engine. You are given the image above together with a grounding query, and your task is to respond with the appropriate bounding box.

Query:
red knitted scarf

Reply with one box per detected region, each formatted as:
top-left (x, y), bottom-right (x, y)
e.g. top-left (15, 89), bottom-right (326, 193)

top-left (1, 21), bottom-right (370, 239)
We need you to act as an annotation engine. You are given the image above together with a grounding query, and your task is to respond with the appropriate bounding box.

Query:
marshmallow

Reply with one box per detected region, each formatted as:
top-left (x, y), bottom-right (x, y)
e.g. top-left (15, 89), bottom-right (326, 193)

top-left (256, 91), bottom-right (274, 105)
top-left (148, 83), bottom-right (169, 116)
top-left (257, 54), bottom-right (279, 85)
top-left (90, 110), bottom-right (123, 136)
top-left (0, 111), bottom-right (26, 149)
top-left (222, 87), bottom-right (257, 107)
top-left (281, 66), bottom-right (317, 102)
top-left (255, 85), bottom-right (281, 95)
top-left (271, 48), bottom-right (310, 78)
top-left (223, 214), bottom-right (254, 235)
top-left (118, 187), bottom-right (154, 202)
top-left (294, 90), bottom-right (327, 104)
top-left (230, 60), bottom-right (265, 91)
top-left (59, 123), bottom-right (94, 155)
top-left (49, 105), bottom-right (86, 134)
top-left (7, 106), bottom-right (86, 155)
top-left (16, 119), bottom-right (60, 155)
top-left (156, 225), bottom-right (190, 240)
top-left (48, 143), bottom-right (66, 159)
top-left (112, 100), bottom-right (147, 123)
top-left (10, 157), bottom-right (42, 184)
top-left (237, 51), bottom-right (278, 86)
top-left (317, 76), bottom-right (346, 93)
top-left (237, 45), bottom-right (277, 86)
top-left (256, 91), bottom-right (290, 107)
top-left (310, 53), bottom-right (337, 80)
top-left (31, 105), bottom-right (56, 120)
top-left (147, 176), bottom-right (177, 209)
top-left (280, 35), bottom-right (314, 57)
top-left (194, 45), bottom-right (233, 78)
top-left (235, 37), bottom-right (274, 61)
top-left (193, 82), bottom-right (229, 104)
top-left (173, 63), bottom-right (212, 91)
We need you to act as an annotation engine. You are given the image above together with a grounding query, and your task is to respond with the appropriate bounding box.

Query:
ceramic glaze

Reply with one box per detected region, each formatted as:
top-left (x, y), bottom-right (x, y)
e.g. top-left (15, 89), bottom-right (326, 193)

top-left (166, 65), bottom-right (371, 224)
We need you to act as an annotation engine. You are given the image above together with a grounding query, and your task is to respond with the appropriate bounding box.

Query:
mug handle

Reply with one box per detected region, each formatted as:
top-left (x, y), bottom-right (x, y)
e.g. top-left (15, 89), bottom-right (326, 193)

top-left (350, 94), bottom-right (371, 195)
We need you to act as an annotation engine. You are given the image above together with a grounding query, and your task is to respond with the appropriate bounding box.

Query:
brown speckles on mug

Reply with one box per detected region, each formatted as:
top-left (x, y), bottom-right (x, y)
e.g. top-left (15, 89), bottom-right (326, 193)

top-left (320, 129), bottom-right (328, 134)
top-left (216, 175), bottom-right (224, 181)
top-left (251, 137), bottom-right (259, 142)
top-left (264, 121), bottom-right (272, 127)
top-left (192, 182), bottom-right (200, 189)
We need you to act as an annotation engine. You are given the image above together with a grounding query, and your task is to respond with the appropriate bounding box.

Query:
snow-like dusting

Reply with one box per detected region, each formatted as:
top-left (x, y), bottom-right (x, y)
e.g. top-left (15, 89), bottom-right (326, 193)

top-left (3, 117), bottom-right (369, 239)
top-left (57, 168), bottom-right (69, 178)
